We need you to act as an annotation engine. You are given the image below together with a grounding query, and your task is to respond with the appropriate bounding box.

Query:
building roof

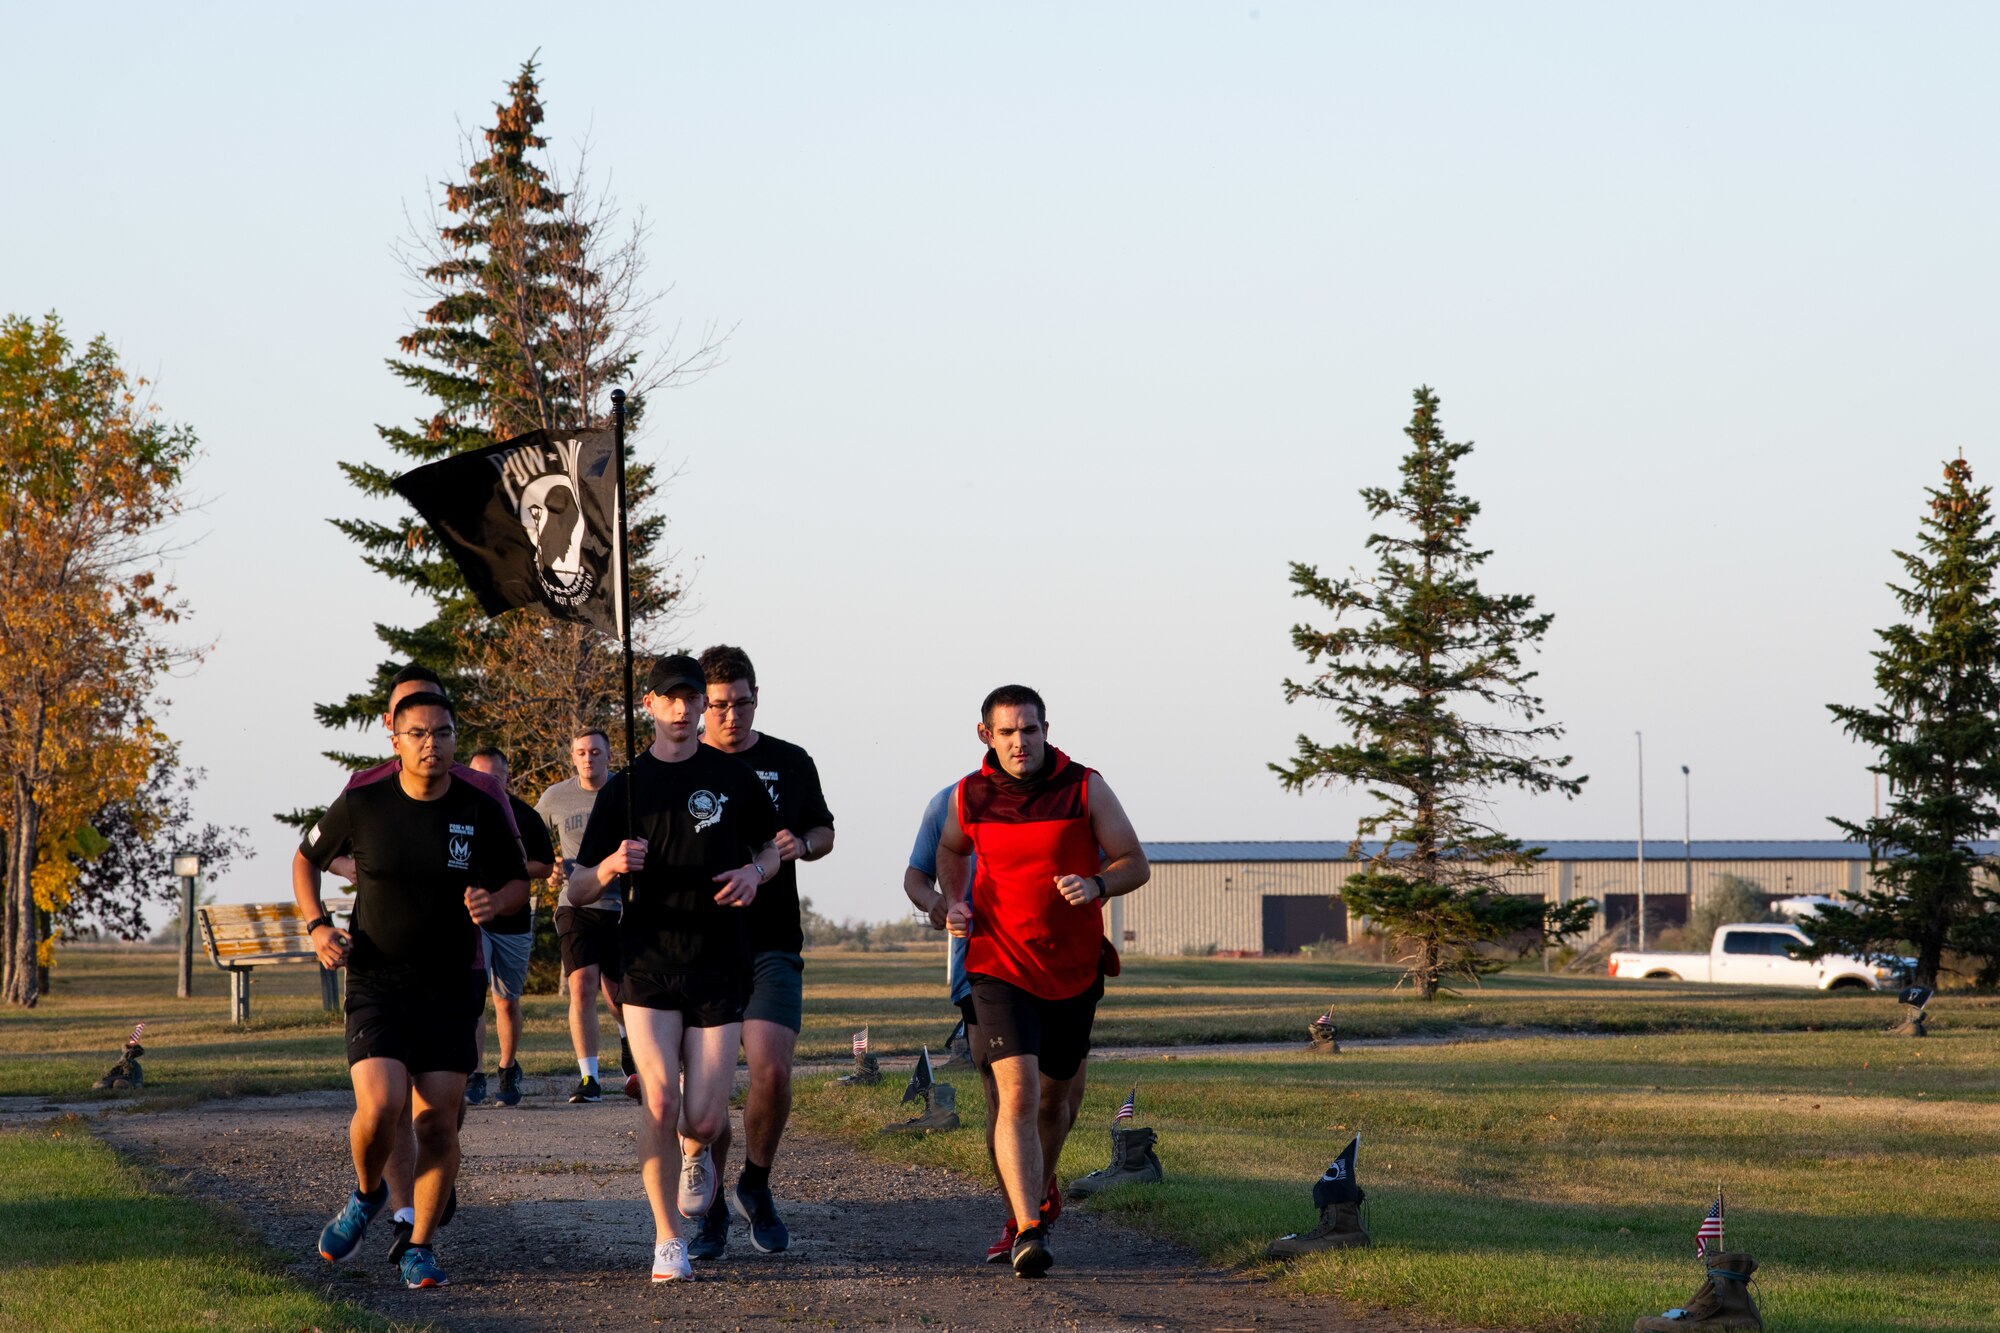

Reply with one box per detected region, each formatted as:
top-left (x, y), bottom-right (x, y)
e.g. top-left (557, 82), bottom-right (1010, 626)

top-left (1143, 839), bottom-right (2000, 864)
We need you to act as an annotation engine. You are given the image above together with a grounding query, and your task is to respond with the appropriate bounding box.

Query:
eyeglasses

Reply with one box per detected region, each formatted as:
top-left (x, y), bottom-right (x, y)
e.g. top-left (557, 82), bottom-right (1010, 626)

top-left (709, 698), bottom-right (756, 713)
top-left (395, 726), bottom-right (456, 746)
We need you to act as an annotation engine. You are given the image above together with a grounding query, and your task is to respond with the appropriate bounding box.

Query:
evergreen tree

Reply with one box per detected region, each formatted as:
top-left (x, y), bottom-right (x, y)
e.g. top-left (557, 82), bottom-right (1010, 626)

top-left (300, 59), bottom-right (697, 811)
top-left (1273, 387), bottom-right (1592, 999)
top-left (1806, 456), bottom-right (2000, 989)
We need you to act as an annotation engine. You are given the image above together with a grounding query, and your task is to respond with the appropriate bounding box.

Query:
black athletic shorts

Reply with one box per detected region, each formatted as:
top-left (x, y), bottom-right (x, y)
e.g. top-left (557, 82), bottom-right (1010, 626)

top-left (619, 968), bottom-right (747, 1029)
top-left (344, 972), bottom-right (486, 1074)
top-left (966, 972), bottom-right (1103, 1081)
top-left (556, 905), bottom-right (623, 981)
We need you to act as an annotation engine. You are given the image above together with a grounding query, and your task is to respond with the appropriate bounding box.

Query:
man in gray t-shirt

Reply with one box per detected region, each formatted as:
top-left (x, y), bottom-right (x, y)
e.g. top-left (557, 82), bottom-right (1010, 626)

top-left (535, 728), bottom-right (630, 1103)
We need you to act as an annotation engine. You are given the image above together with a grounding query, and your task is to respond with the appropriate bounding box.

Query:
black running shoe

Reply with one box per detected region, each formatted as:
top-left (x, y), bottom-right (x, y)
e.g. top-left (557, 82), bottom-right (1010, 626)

top-left (496, 1062), bottom-right (522, 1107)
top-left (619, 1036), bottom-right (637, 1079)
top-left (568, 1075), bottom-right (603, 1103)
top-left (387, 1219), bottom-right (415, 1264)
top-left (1011, 1223), bottom-right (1053, 1279)
top-left (729, 1179), bottom-right (791, 1254)
top-left (464, 1071), bottom-right (487, 1105)
top-left (688, 1196), bottom-right (730, 1261)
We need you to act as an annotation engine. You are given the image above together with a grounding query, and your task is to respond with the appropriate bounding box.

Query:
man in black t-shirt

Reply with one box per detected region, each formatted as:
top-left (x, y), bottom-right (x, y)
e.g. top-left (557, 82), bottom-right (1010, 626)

top-left (568, 654), bottom-right (780, 1283)
top-left (466, 746), bottom-right (556, 1109)
top-left (294, 693), bottom-right (529, 1291)
top-left (685, 644), bottom-right (835, 1260)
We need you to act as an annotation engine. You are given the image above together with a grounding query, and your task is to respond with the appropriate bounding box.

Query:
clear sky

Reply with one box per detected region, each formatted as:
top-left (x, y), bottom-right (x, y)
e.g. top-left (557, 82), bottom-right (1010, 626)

top-left (6, 3), bottom-right (1993, 924)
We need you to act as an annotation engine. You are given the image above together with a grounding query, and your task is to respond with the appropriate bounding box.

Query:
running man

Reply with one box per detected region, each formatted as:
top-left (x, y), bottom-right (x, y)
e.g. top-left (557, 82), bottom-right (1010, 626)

top-left (567, 654), bottom-right (781, 1282)
top-left (298, 662), bottom-right (523, 1262)
top-left (464, 746), bottom-right (556, 1108)
top-left (938, 684), bottom-right (1148, 1278)
top-left (296, 692), bottom-right (528, 1289)
top-left (905, 781), bottom-right (1090, 1262)
top-left (538, 728), bottom-right (633, 1103)
top-left (686, 644), bottom-right (835, 1260)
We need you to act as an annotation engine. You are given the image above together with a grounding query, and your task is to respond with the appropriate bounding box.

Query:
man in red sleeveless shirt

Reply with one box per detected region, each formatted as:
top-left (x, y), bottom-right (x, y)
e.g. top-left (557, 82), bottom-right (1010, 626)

top-left (939, 684), bottom-right (1149, 1278)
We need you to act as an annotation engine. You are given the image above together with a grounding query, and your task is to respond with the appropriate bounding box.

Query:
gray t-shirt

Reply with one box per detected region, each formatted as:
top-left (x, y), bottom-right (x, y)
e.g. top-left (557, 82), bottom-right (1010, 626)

top-left (537, 776), bottom-right (617, 910)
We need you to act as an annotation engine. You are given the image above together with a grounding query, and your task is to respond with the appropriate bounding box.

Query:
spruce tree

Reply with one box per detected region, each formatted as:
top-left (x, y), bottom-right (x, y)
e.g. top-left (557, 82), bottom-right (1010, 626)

top-left (301, 59), bottom-right (681, 803)
top-left (1273, 387), bottom-right (1592, 999)
top-left (1807, 456), bottom-right (2000, 989)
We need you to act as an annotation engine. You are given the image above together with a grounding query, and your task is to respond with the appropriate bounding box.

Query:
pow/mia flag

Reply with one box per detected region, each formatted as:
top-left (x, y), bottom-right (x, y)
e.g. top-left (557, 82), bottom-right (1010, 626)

top-left (902, 1045), bottom-right (935, 1105)
top-left (1313, 1135), bottom-right (1360, 1208)
top-left (392, 429), bottom-right (624, 634)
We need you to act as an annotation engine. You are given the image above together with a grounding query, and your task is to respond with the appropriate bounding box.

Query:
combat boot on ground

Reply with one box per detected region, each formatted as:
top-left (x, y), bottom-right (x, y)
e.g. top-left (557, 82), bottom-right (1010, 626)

top-left (883, 1082), bottom-right (960, 1133)
top-left (1633, 1254), bottom-right (1763, 1331)
top-left (1268, 1186), bottom-right (1370, 1255)
top-left (837, 1052), bottom-right (882, 1086)
top-left (1066, 1126), bottom-right (1164, 1199)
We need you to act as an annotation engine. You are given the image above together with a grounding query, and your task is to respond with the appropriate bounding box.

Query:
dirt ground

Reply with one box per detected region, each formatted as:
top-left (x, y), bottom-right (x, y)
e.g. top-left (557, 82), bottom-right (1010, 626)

top-left (86, 1086), bottom-right (1479, 1333)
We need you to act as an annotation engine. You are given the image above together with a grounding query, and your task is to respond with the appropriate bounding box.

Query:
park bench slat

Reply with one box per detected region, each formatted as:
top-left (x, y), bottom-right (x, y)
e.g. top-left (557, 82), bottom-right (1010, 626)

top-left (195, 898), bottom-right (353, 1024)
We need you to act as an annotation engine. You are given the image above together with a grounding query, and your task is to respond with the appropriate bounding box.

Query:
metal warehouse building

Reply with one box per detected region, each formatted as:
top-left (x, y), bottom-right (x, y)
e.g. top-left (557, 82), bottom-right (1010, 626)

top-left (1115, 840), bottom-right (1994, 958)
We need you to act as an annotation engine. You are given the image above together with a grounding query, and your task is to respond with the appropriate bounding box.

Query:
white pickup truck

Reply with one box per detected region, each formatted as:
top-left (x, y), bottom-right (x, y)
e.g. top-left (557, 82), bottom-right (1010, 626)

top-left (1608, 922), bottom-right (1908, 991)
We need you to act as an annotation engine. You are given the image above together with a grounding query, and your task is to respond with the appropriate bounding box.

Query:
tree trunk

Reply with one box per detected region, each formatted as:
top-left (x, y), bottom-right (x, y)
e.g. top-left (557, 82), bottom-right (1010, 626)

top-left (1416, 937), bottom-right (1441, 1001)
top-left (1915, 929), bottom-right (1945, 993)
top-left (4, 777), bottom-right (40, 1008)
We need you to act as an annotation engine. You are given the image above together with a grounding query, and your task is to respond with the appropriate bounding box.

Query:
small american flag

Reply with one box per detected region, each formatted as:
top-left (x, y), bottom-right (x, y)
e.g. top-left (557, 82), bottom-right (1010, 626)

top-left (1316, 1010), bottom-right (1333, 1026)
top-left (1695, 1189), bottom-right (1725, 1257)
top-left (130, 1022), bottom-right (145, 1045)
top-left (1114, 1087), bottom-right (1136, 1123)
top-left (852, 1028), bottom-right (868, 1057)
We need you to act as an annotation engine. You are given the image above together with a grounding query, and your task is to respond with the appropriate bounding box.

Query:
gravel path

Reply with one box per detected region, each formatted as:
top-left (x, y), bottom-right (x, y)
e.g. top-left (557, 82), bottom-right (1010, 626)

top-left (88, 1088), bottom-right (1481, 1333)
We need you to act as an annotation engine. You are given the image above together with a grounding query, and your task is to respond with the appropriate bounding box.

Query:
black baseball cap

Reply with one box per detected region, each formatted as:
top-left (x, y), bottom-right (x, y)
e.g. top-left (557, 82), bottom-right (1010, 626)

top-left (645, 653), bottom-right (705, 696)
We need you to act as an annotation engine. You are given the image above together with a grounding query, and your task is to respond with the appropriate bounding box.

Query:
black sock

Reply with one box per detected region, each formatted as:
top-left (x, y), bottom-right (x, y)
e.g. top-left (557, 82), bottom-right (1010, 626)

top-left (739, 1161), bottom-right (771, 1193)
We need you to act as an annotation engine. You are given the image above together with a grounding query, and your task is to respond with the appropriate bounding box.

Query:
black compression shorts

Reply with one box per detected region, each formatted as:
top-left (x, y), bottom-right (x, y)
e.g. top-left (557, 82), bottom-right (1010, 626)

top-left (966, 972), bottom-right (1103, 1081)
top-left (619, 968), bottom-right (747, 1029)
top-left (344, 972), bottom-right (486, 1074)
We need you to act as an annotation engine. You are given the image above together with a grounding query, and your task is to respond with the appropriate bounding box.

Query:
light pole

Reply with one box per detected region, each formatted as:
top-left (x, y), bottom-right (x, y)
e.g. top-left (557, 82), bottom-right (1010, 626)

top-left (173, 853), bottom-right (201, 999)
top-left (1682, 765), bottom-right (1693, 904)
top-left (1636, 732), bottom-right (1646, 951)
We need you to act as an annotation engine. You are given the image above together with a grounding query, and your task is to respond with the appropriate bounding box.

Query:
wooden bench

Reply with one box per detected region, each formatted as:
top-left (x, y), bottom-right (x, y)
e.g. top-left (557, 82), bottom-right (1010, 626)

top-left (196, 898), bottom-right (353, 1024)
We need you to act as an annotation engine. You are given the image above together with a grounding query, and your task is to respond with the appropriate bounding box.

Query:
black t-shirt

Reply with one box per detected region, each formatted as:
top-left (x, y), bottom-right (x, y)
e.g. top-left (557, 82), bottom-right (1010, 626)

top-left (576, 746), bottom-right (780, 981)
top-left (486, 794), bottom-right (554, 936)
top-left (721, 733), bottom-right (834, 956)
top-left (301, 774), bottom-right (527, 990)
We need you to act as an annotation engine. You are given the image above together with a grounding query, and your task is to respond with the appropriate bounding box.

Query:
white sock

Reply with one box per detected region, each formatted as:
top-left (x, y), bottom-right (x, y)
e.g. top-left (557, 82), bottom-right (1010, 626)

top-left (616, 1024), bottom-right (627, 1040)
top-left (580, 1056), bottom-right (599, 1080)
top-left (393, 1206), bottom-right (415, 1225)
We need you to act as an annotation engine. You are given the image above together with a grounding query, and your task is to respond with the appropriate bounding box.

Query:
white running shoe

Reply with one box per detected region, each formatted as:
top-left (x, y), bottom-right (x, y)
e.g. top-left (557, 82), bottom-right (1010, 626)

top-left (651, 1238), bottom-right (692, 1282)
top-left (677, 1145), bottom-right (714, 1219)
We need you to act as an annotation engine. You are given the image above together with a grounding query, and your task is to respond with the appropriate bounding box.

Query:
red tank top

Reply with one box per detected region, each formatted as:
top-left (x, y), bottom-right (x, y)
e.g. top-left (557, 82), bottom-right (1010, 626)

top-left (959, 747), bottom-right (1104, 1001)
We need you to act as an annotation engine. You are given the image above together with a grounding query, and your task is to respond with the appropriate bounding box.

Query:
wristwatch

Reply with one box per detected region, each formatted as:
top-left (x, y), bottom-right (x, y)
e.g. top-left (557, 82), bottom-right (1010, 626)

top-left (1090, 875), bottom-right (1107, 902)
top-left (304, 914), bottom-right (334, 935)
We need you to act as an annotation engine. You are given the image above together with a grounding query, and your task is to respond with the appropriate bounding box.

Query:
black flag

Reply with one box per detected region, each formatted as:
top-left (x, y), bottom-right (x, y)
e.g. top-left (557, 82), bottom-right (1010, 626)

top-left (391, 428), bottom-right (623, 634)
top-left (1313, 1135), bottom-right (1359, 1208)
top-left (902, 1045), bottom-right (935, 1105)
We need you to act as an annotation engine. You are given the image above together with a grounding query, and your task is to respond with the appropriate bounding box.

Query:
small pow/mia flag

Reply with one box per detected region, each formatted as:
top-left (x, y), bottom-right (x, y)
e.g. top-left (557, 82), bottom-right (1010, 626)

top-left (392, 429), bottom-right (623, 633)
top-left (1313, 1135), bottom-right (1360, 1208)
top-left (902, 1045), bottom-right (935, 1106)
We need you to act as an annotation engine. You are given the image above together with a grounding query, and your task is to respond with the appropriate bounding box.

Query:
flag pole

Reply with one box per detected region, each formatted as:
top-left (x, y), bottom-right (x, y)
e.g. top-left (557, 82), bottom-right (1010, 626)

top-left (611, 389), bottom-right (637, 893)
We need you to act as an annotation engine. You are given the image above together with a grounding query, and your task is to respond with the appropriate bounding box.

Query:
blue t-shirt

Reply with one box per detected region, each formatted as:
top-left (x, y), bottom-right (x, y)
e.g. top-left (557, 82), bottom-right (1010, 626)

top-left (909, 781), bottom-right (974, 1003)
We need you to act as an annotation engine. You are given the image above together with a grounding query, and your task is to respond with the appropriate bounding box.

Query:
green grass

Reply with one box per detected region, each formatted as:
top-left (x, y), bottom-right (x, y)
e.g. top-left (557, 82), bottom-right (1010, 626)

top-left (12, 944), bottom-right (1998, 1105)
top-left (0, 1122), bottom-right (413, 1333)
top-left (793, 1030), bottom-right (2000, 1332)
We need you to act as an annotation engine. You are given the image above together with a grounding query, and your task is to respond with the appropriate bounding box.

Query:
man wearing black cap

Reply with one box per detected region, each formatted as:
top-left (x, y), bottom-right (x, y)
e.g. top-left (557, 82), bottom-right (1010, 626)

top-left (567, 654), bottom-right (781, 1282)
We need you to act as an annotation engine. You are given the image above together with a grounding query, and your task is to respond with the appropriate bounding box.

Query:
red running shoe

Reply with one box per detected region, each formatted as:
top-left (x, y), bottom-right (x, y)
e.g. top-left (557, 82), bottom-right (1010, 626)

top-left (984, 1215), bottom-right (1018, 1263)
top-left (1041, 1179), bottom-right (1062, 1227)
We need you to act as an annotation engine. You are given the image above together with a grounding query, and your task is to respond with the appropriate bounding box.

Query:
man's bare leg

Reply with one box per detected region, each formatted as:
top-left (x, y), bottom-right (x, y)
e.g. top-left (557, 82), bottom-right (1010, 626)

top-left (627, 1004), bottom-right (689, 1244)
top-left (408, 1071), bottom-right (468, 1246)
top-left (989, 1053), bottom-right (1046, 1228)
top-left (568, 963), bottom-right (603, 1068)
top-left (495, 993), bottom-right (523, 1070)
top-left (385, 1096), bottom-right (417, 1215)
top-left (1037, 1066), bottom-right (1084, 1199)
top-left (349, 1058), bottom-right (411, 1194)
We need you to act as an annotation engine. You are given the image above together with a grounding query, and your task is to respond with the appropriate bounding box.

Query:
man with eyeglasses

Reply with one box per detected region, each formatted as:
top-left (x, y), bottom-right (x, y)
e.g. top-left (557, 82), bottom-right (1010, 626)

top-left (538, 728), bottom-right (634, 1104)
top-left (294, 692), bottom-right (529, 1290)
top-left (566, 654), bottom-right (781, 1282)
top-left (683, 644), bottom-right (835, 1260)
top-left (292, 663), bottom-right (525, 1267)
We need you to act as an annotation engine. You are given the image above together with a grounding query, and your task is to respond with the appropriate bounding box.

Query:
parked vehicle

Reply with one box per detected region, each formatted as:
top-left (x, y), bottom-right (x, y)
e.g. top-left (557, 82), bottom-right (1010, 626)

top-left (1608, 922), bottom-right (1909, 991)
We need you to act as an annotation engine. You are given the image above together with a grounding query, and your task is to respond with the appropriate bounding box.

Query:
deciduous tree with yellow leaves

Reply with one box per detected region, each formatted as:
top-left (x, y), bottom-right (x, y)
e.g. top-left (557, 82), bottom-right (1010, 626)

top-left (0, 313), bottom-right (202, 1007)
